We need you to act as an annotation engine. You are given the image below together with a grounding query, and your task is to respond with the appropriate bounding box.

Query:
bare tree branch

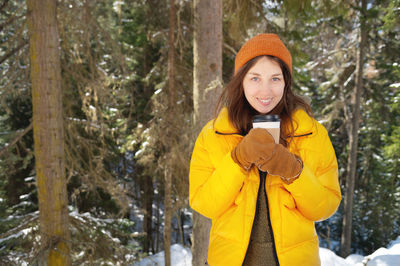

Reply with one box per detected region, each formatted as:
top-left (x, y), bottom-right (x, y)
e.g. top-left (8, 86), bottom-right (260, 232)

top-left (0, 40), bottom-right (28, 65)
top-left (0, 122), bottom-right (32, 158)
top-left (0, 13), bottom-right (25, 32)
top-left (223, 42), bottom-right (237, 56)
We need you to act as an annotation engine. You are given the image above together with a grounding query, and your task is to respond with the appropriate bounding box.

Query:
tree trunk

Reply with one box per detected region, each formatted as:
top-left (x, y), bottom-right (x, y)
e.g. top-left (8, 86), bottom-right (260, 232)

top-left (156, 197), bottom-right (161, 252)
top-left (178, 209), bottom-right (185, 245)
top-left (340, 0), bottom-right (367, 258)
top-left (27, 0), bottom-right (71, 265)
top-left (164, 0), bottom-right (176, 265)
top-left (143, 175), bottom-right (153, 253)
top-left (164, 168), bottom-right (172, 266)
top-left (192, 0), bottom-right (222, 265)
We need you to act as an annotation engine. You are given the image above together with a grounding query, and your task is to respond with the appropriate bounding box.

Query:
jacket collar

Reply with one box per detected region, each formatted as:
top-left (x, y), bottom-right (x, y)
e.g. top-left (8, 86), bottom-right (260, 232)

top-left (289, 108), bottom-right (316, 137)
top-left (214, 108), bottom-right (241, 135)
top-left (213, 107), bottom-right (316, 137)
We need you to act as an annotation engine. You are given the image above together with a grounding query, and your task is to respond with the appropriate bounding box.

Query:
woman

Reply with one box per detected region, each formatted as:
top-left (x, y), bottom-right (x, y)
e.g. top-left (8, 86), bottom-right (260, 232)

top-left (189, 33), bottom-right (341, 266)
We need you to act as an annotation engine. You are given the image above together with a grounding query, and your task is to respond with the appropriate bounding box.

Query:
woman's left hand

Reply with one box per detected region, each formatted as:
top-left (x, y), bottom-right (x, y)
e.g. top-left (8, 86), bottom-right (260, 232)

top-left (257, 144), bottom-right (303, 184)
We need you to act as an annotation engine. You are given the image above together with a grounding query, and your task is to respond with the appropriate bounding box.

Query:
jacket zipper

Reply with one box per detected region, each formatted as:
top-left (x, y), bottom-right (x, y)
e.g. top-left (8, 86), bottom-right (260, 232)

top-left (215, 130), bottom-right (244, 136)
top-left (291, 132), bottom-right (313, 138)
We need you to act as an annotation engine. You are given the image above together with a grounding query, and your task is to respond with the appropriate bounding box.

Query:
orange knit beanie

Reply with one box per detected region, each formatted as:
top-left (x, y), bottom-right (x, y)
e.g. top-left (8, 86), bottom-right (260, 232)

top-left (234, 33), bottom-right (292, 74)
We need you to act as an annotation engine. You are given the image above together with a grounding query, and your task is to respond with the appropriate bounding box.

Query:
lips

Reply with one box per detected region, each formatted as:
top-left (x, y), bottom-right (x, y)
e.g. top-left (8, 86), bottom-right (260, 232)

top-left (257, 97), bottom-right (272, 106)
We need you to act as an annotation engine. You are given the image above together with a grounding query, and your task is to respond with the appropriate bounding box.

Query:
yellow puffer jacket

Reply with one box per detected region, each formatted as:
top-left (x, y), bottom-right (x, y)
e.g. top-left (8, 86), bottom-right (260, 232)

top-left (189, 107), bottom-right (341, 266)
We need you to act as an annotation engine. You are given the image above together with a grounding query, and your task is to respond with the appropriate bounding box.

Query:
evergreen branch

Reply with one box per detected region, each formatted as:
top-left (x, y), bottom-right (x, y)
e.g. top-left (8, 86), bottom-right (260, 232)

top-left (249, 0), bottom-right (280, 32)
top-left (0, 212), bottom-right (38, 241)
top-left (0, 0), bottom-right (10, 13)
top-left (339, 64), bottom-right (356, 86)
top-left (0, 122), bottom-right (32, 158)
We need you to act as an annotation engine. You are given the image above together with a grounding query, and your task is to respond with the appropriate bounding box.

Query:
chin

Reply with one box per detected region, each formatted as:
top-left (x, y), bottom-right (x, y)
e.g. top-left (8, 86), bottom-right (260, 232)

top-left (256, 107), bottom-right (273, 114)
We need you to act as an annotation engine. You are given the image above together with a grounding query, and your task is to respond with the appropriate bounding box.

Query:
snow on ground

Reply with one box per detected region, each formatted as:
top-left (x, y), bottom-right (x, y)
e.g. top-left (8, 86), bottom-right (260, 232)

top-left (133, 244), bottom-right (192, 266)
top-left (134, 236), bottom-right (400, 266)
top-left (361, 236), bottom-right (400, 266)
top-left (319, 248), bottom-right (353, 265)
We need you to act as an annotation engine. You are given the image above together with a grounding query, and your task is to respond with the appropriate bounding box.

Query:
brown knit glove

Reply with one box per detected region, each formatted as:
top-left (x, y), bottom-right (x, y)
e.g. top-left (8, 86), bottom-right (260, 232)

top-left (257, 144), bottom-right (303, 184)
top-left (231, 128), bottom-right (275, 171)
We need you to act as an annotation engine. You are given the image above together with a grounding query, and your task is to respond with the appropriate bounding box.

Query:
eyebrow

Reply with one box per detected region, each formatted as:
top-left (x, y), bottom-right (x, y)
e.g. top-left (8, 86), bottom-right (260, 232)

top-left (248, 72), bottom-right (283, 76)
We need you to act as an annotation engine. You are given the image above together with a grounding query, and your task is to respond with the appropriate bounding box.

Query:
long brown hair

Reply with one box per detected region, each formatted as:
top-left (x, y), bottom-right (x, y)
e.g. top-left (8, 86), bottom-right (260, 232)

top-left (215, 55), bottom-right (312, 147)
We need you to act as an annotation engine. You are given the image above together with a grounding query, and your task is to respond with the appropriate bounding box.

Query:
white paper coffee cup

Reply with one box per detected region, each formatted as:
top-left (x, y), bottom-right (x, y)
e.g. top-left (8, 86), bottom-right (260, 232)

top-left (252, 115), bottom-right (280, 144)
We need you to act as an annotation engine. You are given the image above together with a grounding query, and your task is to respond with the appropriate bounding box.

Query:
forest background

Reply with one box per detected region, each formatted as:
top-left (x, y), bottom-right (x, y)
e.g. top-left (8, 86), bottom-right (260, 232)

top-left (0, 0), bottom-right (399, 265)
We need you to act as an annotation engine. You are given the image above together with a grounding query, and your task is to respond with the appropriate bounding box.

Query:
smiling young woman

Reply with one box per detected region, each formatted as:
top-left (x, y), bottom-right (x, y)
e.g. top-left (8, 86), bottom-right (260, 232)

top-left (189, 34), bottom-right (341, 266)
top-left (214, 53), bottom-right (311, 146)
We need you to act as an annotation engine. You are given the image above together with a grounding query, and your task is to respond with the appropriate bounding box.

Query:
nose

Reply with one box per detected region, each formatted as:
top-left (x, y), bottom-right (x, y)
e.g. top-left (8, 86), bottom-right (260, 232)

top-left (260, 80), bottom-right (273, 92)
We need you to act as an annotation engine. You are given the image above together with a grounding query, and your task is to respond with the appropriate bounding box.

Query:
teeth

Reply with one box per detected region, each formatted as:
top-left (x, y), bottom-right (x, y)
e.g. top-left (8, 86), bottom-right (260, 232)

top-left (259, 98), bottom-right (272, 103)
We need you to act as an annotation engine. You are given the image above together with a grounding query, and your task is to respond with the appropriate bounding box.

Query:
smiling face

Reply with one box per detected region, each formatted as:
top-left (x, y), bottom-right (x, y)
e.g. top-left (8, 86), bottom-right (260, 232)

top-left (242, 56), bottom-right (285, 114)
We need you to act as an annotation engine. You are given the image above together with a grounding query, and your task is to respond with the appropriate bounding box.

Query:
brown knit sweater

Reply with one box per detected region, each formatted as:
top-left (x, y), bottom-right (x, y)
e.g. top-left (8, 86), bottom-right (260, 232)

top-left (243, 171), bottom-right (279, 266)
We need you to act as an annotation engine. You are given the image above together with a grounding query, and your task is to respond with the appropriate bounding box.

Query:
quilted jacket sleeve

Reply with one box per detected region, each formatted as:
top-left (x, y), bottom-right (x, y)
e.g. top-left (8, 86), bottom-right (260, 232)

top-left (284, 125), bottom-right (341, 222)
top-left (189, 126), bottom-right (247, 220)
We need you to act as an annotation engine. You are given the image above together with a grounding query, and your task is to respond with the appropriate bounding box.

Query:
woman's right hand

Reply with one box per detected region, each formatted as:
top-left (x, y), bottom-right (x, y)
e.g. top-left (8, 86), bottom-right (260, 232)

top-left (231, 128), bottom-right (275, 170)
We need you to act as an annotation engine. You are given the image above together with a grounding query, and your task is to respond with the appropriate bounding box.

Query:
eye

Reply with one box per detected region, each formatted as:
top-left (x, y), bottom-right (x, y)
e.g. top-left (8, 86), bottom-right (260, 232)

top-left (250, 76), bottom-right (260, 82)
top-left (272, 77), bottom-right (281, 81)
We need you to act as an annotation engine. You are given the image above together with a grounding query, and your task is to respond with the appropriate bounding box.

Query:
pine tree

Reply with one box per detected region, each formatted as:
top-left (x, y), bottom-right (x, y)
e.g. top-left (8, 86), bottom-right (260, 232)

top-left (192, 0), bottom-right (223, 265)
top-left (27, 0), bottom-right (71, 263)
